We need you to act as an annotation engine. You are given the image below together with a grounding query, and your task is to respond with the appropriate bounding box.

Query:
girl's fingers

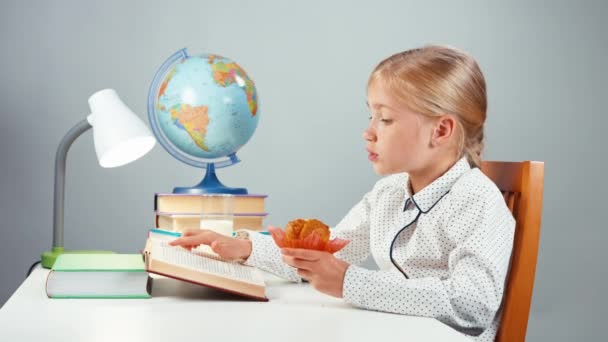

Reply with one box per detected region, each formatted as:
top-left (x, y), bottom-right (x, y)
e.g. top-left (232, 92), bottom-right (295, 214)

top-left (170, 230), bottom-right (220, 247)
top-left (169, 237), bottom-right (187, 246)
top-left (169, 235), bottom-right (203, 247)
top-left (282, 255), bottom-right (315, 271)
top-left (297, 268), bottom-right (313, 280)
top-left (281, 248), bottom-right (323, 261)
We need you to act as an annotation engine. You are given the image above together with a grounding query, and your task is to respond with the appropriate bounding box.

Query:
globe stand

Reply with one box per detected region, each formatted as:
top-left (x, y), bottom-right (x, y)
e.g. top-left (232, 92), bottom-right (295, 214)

top-left (173, 163), bottom-right (248, 194)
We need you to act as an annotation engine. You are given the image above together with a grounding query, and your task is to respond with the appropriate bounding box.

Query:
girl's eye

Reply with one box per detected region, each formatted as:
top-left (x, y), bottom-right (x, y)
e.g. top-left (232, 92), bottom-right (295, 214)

top-left (368, 114), bottom-right (392, 123)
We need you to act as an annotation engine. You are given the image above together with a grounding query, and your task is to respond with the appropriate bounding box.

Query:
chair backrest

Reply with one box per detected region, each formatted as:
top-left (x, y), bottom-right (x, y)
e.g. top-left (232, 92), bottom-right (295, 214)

top-left (481, 161), bottom-right (544, 342)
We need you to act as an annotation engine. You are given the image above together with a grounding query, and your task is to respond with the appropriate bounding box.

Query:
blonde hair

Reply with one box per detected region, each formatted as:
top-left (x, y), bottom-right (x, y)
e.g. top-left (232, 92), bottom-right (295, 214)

top-left (368, 45), bottom-right (487, 168)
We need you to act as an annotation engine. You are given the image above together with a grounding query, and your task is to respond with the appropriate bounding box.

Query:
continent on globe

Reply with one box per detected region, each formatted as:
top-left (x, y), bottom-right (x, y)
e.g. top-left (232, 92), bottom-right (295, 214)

top-left (209, 55), bottom-right (258, 116)
top-left (169, 104), bottom-right (210, 152)
top-left (157, 67), bottom-right (176, 111)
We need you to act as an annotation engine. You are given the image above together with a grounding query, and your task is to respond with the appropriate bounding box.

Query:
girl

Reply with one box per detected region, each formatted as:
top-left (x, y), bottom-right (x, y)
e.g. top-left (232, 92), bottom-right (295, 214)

top-left (170, 45), bottom-right (515, 342)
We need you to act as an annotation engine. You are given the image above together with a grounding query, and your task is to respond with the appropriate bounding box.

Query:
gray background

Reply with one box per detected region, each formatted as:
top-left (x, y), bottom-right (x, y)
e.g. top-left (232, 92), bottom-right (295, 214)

top-left (1, 0), bottom-right (606, 340)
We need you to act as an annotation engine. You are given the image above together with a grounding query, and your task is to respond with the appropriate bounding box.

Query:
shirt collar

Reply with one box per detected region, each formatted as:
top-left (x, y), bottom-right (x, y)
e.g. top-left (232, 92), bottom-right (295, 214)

top-left (403, 157), bottom-right (471, 213)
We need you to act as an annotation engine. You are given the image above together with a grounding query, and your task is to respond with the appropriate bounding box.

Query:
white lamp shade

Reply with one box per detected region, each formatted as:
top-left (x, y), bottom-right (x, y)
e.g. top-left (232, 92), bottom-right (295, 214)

top-left (87, 89), bottom-right (156, 168)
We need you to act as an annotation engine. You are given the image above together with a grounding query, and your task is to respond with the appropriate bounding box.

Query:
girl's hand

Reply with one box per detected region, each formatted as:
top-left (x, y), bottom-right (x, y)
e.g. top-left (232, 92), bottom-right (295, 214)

top-left (281, 248), bottom-right (350, 298)
top-left (169, 229), bottom-right (252, 261)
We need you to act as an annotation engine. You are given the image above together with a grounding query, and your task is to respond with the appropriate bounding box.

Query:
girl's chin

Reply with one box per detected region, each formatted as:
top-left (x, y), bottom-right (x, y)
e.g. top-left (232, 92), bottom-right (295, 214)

top-left (372, 164), bottom-right (392, 176)
top-left (373, 163), bottom-right (405, 176)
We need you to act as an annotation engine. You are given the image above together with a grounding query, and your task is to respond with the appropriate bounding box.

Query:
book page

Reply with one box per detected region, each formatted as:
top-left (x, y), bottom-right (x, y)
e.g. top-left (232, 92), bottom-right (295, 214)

top-left (151, 240), bottom-right (265, 286)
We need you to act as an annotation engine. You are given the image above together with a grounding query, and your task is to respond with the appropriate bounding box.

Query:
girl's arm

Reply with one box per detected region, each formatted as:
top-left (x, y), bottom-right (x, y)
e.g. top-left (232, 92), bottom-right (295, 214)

top-left (342, 194), bottom-right (515, 335)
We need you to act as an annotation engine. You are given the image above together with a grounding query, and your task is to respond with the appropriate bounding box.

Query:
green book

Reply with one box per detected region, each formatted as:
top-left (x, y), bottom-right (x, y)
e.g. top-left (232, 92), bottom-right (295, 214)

top-left (46, 254), bottom-right (151, 299)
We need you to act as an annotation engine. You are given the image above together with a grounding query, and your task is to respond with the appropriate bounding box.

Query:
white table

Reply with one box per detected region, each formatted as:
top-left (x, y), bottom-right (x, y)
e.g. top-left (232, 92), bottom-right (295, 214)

top-left (0, 267), bottom-right (470, 342)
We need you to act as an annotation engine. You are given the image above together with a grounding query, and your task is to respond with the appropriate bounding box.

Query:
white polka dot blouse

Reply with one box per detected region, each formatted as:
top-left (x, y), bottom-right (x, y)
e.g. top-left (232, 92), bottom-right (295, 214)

top-left (244, 157), bottom-right (515, 341)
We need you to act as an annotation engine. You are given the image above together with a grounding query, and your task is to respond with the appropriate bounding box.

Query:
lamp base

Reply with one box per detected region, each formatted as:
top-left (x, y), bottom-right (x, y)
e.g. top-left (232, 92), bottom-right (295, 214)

top-left (41, 247), bottom-right (115, 269)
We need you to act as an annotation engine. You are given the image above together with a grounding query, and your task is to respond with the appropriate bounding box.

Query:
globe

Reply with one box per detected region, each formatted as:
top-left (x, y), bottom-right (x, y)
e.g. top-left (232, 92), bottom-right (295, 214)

top-left (147, 48), bottom-right (259, 194)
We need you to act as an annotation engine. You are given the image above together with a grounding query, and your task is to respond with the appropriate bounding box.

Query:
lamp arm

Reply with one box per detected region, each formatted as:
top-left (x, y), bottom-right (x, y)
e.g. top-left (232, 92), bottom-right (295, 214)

top-left (53, 119), bottom-right (92, 248)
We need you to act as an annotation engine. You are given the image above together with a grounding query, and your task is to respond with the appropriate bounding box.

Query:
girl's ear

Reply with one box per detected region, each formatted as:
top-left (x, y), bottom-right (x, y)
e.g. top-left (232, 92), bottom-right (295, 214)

top-left (431, 115), bottom-right (456, 147)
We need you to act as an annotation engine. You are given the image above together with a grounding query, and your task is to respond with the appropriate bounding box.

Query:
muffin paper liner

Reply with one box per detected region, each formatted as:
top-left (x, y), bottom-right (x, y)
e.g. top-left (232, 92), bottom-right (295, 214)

top-left (267, 226), bottom-right (350, 253)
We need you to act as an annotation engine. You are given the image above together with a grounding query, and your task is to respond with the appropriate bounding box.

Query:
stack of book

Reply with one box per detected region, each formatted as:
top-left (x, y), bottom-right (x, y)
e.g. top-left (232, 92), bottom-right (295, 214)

top-left (154, 193), bottom-right (268, 232)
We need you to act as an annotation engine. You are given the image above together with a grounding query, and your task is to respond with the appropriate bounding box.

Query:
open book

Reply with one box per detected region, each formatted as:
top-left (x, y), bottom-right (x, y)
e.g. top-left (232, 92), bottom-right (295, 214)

top-left (143, 238), bottom-right (267, 301)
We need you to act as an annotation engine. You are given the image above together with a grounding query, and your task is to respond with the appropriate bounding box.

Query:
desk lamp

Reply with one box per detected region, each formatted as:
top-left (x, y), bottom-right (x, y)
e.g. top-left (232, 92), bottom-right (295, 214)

top-left (41, 89), bottom-right (156, 268)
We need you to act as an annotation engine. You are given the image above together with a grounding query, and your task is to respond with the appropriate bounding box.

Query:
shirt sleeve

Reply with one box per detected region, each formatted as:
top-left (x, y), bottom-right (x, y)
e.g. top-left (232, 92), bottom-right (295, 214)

top-left (243, 231), bottom-right (301, 282)
top-left (331, 190), bottom-right (373, 265)
top-left (342, 193), bottom-right (515, 335)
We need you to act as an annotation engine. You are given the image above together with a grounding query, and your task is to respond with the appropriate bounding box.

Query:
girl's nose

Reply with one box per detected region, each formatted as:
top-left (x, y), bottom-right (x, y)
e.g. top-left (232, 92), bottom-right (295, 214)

top-left (363, 128), bottom-right (376, 142)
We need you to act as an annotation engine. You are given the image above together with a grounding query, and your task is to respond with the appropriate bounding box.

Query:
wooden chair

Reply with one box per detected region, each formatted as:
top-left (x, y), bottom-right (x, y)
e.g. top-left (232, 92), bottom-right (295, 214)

top-left (480, 161), bottom-right (545, 342)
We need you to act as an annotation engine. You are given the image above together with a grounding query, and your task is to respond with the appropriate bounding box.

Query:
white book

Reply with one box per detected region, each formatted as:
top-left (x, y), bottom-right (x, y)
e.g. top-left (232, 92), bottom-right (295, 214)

top-left (143, 238), bottom-right (267, 301)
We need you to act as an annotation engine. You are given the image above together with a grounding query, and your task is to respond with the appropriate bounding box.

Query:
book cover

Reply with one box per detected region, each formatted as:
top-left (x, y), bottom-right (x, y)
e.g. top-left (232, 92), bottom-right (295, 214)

top-left (156, 212), bottom-right (268, 231)
top-left (52, 254), bottom-right (146, 271)
top-left (149, 228), bottom-right (182, 241)
top-left (143, 238), bottom-right (268, 301)
top-left (155, 193), bottom-right (267, 214)
top-left (46, 254), bottom-right (151, 299)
